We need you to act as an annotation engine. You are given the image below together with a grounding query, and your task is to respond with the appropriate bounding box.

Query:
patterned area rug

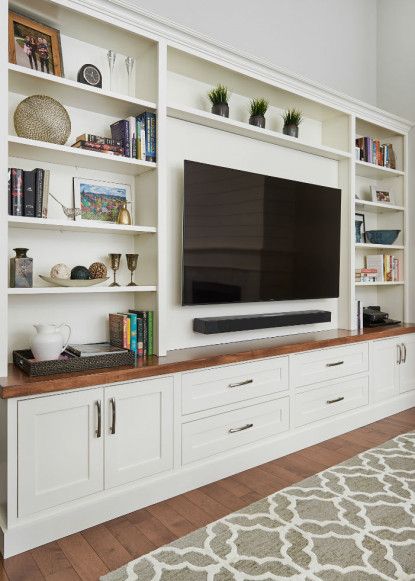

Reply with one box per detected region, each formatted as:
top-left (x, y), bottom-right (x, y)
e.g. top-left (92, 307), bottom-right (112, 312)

top-left (102, 432), bottom-right (415, 580)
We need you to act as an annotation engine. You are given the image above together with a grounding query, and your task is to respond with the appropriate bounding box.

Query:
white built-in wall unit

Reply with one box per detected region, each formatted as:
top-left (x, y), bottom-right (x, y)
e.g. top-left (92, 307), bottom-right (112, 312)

top-left (0, 0), bottom-right (414, 558)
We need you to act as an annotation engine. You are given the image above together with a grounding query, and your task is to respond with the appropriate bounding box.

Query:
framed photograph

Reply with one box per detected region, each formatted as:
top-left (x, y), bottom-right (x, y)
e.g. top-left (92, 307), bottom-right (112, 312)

top-left (355, 212), bottom-right (366, 243)
top-left (370, 185), bottom-right (394, 204)
top-left (8, 11), bottom-right (64, 77)
top-left (73, 178), bottom-right (132, 224)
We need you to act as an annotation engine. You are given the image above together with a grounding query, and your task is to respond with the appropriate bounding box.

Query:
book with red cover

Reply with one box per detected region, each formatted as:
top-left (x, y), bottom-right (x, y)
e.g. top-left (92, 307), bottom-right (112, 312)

top-left (11, 168), bottom-right (23, 216)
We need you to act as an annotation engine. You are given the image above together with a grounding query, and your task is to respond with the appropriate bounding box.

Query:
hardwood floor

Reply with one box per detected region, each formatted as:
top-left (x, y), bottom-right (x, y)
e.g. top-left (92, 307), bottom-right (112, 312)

top-left (3, 408), bottom-right (415, 581)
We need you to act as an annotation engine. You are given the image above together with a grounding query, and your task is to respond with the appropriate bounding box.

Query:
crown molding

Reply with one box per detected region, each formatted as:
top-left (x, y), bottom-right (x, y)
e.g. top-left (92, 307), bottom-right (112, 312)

top-left (52, 0), bottom-right (413, 132)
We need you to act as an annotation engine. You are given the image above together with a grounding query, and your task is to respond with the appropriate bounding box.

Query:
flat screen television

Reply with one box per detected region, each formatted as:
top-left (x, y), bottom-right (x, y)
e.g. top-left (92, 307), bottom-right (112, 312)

top-left (182, 160), bottom-right (341, 306)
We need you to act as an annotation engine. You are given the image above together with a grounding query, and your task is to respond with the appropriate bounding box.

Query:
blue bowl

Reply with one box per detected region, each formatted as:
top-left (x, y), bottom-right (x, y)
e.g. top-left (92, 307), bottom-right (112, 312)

top-left (365, 230), bottom-right (400, 245)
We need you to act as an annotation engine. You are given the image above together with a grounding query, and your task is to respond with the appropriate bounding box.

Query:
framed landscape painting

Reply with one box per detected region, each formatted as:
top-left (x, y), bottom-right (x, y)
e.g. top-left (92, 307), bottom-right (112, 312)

top-left (73, 178), bottom-right (132, 224)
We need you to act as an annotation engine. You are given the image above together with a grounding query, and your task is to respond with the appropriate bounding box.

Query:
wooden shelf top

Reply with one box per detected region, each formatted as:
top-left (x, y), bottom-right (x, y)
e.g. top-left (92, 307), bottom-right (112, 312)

top-left (2, 325), bottom-right (415, 399)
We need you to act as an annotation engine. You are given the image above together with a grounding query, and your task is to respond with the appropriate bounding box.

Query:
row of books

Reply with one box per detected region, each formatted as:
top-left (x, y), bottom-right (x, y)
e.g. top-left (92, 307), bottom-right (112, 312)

top-left (109, 310), bottom-right (154, 357)
top-left (355, 137), bottom-right (396, 168)
top-left (356, 255), bottom-right (401, 283)
top-left (8, 167), bottom-right (49, 218)
top-left (71, 112), bottom-right (157, 162)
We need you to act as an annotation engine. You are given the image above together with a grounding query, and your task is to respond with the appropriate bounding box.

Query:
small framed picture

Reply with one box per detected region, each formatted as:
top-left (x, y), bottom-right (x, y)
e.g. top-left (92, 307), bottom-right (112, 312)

top-left (370, 186), bottom-right (393, 204)
top-left (73, 178), bottom-right (132, 224)
top-left (355, 212), bottom-right (366, 243)
top-left (8, 11), bottom-right (64, 77)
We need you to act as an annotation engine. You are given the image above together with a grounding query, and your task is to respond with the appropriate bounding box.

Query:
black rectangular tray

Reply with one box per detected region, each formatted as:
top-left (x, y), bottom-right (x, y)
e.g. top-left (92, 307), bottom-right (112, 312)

top-left (13, 349), bottom-right (136, 377)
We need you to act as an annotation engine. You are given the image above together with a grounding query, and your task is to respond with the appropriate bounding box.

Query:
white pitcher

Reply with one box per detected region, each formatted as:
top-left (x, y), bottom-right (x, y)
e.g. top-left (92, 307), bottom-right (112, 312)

top-left (31, 323), bottom-right (71, 361)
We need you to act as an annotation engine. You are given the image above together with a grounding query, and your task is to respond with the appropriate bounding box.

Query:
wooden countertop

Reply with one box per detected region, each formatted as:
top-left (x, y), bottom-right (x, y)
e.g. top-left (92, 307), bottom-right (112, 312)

top-left (1, 324), bottom-right (415, 399)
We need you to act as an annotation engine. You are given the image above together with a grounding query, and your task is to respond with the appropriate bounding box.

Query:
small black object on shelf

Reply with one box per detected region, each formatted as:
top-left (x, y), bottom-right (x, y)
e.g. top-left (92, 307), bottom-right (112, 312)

top-left (77, 64), bottom-right (102, 88)
top-left (363, 306), bottom-right (401, 328)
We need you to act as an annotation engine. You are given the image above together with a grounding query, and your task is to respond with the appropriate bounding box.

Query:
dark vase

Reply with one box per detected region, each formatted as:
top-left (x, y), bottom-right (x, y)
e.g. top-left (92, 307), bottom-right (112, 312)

top-left (249, 115), bottom-right (265, 128)
top-left (211, 102), bottom-right (229, 117)
top-left (283, 123), bottom-right (299, 138)
top-left (10, 248), bottom-right (33, 288)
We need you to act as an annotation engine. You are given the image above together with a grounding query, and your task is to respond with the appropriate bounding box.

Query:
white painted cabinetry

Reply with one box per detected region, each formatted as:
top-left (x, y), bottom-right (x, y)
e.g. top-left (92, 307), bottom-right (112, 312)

top-left (372, 335), bottom-right (415, 401)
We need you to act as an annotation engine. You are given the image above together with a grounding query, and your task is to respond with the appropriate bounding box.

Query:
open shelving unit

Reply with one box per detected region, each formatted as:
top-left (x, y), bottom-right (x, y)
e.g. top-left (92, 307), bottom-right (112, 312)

top-left (0, 0), bottom-right (412, 375)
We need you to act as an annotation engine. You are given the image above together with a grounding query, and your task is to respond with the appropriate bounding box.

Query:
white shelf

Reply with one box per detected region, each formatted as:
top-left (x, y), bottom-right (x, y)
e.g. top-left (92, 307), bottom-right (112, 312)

top-left (355, 281), bottom-right (404, 287)
top-left (8, 136), bottom-right (156, 176)
top-left (355, 243), bottom-right (404, 250)
top-left (167, 103), bottom-right (351, 161)
top-left (8, 216), bottom-right (157, 235)
top-left (8, 286), bottom-right (157, 295)
top-left (8, 64), bottom-right (157, 118)
top-left (355, 199), bottom-right (405, 213)
top-left (355, 160), bottom-right (405, 179)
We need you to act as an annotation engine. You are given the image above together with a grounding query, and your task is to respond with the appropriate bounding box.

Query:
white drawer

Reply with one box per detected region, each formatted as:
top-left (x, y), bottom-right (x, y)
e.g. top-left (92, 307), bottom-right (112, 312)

top-left (293, 376), bottom-right (369, 428)
top-left (291, 343), bottom-right (369, 388)
top-left (182, 397), bottom-right (289, 465)
top-left (181, 357), bottom-right (288, 415)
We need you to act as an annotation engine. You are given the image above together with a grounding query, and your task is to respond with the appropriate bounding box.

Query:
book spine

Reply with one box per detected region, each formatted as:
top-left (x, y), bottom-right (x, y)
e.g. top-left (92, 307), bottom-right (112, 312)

top-left (35, 169), bottom-right (44, 218)
top-left (77, 134), bottom-right (122, 146)
top-left (136, 317), bottom-right (144, 357)
top-left (109, 314), bottom-right (124, 348)
top-left (123, 316), bottom-right (129, 349)
top-left (23, 170), bottom-right (36, 217)
top-left (11, 168), bottom-right (24, 216)
top-left (42, 170), bottom-right (50, 218)
top-left (110, 120), bottom-right (130, 157)
top-left (8, 168), bottom-right (11, 216)
top-left (142, 311), bottom-right (148, 356)
top-left (127, 117), bottom-right (137, 159)
top-left (145, 113), bottom-right (157, 162)
top-left (147, 311), bottom-right (153, 356)
top-left (128, 314), bottom-right (138, 354)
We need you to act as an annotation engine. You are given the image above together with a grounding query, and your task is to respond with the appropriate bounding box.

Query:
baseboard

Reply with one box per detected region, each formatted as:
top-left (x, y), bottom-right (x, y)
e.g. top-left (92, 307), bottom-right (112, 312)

top-left (2, 392), bottom-right (414, 557)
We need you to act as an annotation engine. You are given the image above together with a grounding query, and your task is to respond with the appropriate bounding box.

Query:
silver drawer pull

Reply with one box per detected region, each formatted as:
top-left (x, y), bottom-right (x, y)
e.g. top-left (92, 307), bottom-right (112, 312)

top-left (401, 343), bottom-right (407, 364)
top-left (326, 361), bottom-right (344, 367)
top-left (95, 401), bottom-right (102, 438)
top-left (228, 379), bottom-right (253, 388)
top-left (326, 396), bottom-right (345, 405)
top-left (229, 423), bottom-right (254, 434)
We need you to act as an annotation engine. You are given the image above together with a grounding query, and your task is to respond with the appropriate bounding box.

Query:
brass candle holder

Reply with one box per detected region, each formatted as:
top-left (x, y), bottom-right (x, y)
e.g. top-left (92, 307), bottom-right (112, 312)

top-left (108, 253), bottom-right (121, 287)
top-left (126, 253), bottom-right (139, 286)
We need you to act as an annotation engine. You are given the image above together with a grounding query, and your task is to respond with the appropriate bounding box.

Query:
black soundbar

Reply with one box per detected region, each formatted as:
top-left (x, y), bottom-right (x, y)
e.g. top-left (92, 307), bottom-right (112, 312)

top-left (193, 310), bottom-right (331, 334)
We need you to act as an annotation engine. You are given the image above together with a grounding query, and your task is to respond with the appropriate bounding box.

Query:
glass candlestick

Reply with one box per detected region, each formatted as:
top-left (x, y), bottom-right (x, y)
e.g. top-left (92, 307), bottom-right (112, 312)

top-left (109, 253), bottom-right (121, 287)
top-left (125, 56), bottom-right (135, 96)
top-left (107, 50), bottom-right (117, 91)
top-left (126, 253), bottom-right (139, 286)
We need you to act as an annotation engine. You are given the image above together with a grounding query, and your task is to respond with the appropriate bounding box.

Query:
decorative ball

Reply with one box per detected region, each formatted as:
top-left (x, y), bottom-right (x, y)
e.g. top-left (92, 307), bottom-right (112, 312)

top-left (71, 266), bottom-right (91, 280)
top-left (50, 263), bottom-right (71, 279)
top-left (14, 95), bottom-right (71, 145)
top-left (89, 262), bottom-right (107, 279)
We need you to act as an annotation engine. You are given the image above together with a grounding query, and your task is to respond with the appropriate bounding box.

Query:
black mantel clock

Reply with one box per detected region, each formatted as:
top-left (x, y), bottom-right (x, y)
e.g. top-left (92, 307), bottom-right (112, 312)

top-left (77, 64), bottom-right (102, 88)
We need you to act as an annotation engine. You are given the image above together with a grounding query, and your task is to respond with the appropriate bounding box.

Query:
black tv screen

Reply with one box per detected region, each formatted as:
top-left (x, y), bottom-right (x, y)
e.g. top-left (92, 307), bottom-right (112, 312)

top-left (182, 161), bottom-right (341, 306)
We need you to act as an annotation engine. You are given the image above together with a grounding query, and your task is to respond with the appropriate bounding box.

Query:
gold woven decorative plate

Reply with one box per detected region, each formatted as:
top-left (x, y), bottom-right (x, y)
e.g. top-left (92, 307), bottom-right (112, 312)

top-left (14, 95), bottom-right (71, 145)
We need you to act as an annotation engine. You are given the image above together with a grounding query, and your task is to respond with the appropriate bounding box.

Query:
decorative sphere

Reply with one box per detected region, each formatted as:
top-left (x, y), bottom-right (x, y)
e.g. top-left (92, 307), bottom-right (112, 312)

top-left (71, 266), bottom-right (91, 280)
top-left (89, 262), bottom-right (107, 279)
top-left (50, 263), bottom-right (71, 279)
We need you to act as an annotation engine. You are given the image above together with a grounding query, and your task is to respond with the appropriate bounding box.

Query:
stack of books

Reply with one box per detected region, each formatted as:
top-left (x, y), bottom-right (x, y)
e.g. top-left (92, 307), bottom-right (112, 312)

top-left (355, 268), bottom-right (378, 283)
top-left (110, 112), bottom-right (156, 162)
top-left (109, 310), bottom-right (154, 357)
top-left (8, 167), bottom-right (49, 218)
top-left (366, 255), bottom-right (401, 282)
top-left (71, 134), bottom-right (124, 156)
top-left (355, 137), bottom-right (395, 168)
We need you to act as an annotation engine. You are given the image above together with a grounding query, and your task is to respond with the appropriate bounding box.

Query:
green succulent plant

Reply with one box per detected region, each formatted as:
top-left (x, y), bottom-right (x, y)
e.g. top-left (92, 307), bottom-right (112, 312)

top-left (250, 98), bottom-right (268, 117)
top-left (208, 84), bottom-right (230, 105)
top-left (282, 108), bottom-right (303, 126)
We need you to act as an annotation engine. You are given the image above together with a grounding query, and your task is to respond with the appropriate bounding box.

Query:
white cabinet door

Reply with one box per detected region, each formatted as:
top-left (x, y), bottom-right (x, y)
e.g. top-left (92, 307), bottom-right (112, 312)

top-left (399, 334), bottom-right (415, 393)
top-left (18, 389), bottom-right (104, 517)
top-left (372, 338), bottom-right (400, 402)
top-left (105, 377), bottom-right (174, 489)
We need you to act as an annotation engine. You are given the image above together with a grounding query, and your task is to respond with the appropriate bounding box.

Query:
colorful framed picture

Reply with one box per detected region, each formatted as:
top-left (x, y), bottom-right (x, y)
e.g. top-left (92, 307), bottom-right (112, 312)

top-left (73, 178), bottom-right (132, 224)
top-left (370, 186), bottom-right (393, 204)
top-left (9, 11), bottom-right (64, 77)
top-left (355, 212), bottom-right (366, 243)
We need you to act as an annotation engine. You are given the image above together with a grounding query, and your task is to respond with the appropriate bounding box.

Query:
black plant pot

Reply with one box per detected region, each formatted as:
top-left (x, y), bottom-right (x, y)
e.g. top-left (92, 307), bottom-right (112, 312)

top-left (283, 123), bottom-right (299, 138)
top-left (249, 115), bottom-right (265, 128)
top-left (211, 102), bottom-right (229, 117)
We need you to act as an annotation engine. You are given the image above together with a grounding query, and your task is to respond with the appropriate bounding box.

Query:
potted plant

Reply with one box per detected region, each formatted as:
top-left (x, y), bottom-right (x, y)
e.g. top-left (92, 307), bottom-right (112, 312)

top-left (249, 98), bottom-right (268, 128)
top-left (208, 84), bottom-right (230, 117)
top-left (282, 108), bottom-right (302, 138)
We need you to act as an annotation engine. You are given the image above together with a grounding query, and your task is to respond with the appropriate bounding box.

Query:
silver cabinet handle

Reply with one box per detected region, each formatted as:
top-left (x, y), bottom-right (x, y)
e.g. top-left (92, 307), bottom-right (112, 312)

top-left (228, 379), bottom-right (253, 388)
top-left (397, 344), bottom-right (402, 365)
top-left (110, 397), bottom-right (116, 435)
top-left (229, 423), bottom-right (254, 434)
top-left (95, 401), bottom-right (102, 438)
top-left (402, 343), bottom-right (407, 364)
top-left (326, 361), bottom-right (344, 367)
top-left (326, 396), bottom-right (345, 405)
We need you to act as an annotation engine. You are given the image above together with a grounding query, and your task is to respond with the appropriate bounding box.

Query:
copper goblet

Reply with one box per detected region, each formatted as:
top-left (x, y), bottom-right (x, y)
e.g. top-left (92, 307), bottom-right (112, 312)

top-left (109, 253), bottom-right (121, 287)
top-left (126, 253), bottom-right (139, 286)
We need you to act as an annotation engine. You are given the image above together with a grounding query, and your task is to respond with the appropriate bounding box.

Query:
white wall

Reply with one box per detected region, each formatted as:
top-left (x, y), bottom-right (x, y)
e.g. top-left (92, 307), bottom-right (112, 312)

top-left (133, 0), bottom-right (378, 105)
